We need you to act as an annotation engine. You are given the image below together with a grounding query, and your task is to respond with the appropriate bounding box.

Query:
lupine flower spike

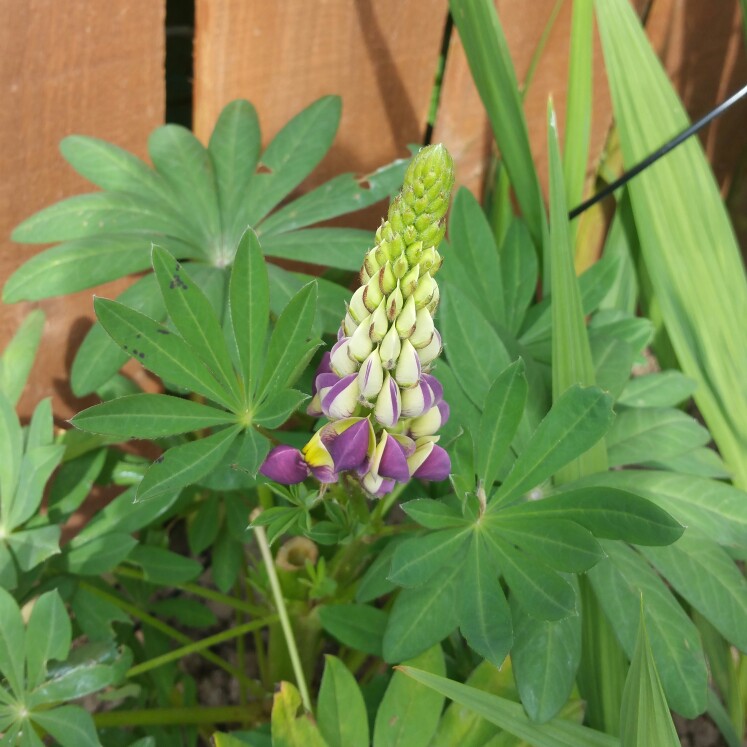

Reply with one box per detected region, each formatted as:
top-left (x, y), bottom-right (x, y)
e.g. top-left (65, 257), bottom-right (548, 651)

top-left (260, 144), bottom-right (455, 497)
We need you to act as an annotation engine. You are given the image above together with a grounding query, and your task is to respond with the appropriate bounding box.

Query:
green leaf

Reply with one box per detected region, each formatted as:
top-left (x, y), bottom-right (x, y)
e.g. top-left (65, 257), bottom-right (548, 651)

top-left (260, 158), bottom-right (408, 235)
top-left (94, 297), bottom-right (235, 409)
top-left (548, 100), bottom-right (605, 483)
top-left (500, 219), bottom-right (538, 335)
top-left (606, 407), bottom-right (711, 467)
top-left (27, 398), bottom-right (53, 450)
top-left (188, 496), bottom-right (221, 554)
top-left (32, 707), bottom-right (101, 747)
top-left (128, 545), bottom-right (202, 585)
top-left (7, 445), bottom-right (65, 531)
top-left (257, 281), bottom-right (319, 400)
top-left (620, 605), bottom-right (680, 747)
top-left (72, 394), bottom-right (235, 438)
top-left (6, 526), bottom-right (61, 572)
top-left (0, 587), bottom-right (25, 697)
top-left (25, 591), bottom-right (72, 690)
top-left (485, 534), bottom-right (576, 621)
top-left (441, 286), bottom-right (511, 409)
top-left (566, 469), bottom-right (747, 552)
top-left (11, 192), bottom-right (197, 246)
top-left (458, 534), bottom-right (512, 667)
top-left (588, 541), bottom-right (707, 717)
top-left (400, 499), bottom-right (466, 530)
top-left (398, 666), bottom-right (619, 747)
top-left (590, 335), bottom-right (633, 401)
top-left (262, 228), bottom-right (371, 272)
top-left (4, 235), bottom-right (197, 303)
top-left (230, 229), bottom-right (270, 400)
top-left (491, 385), bottom-right (614, 507)
top-left (449, 0), bottom-right (545, 248)
top-left (317, 655), bottom-right (369, 747)
top-left (476, 359), bottom-right (527, 489)
top-left (208, 100), bottom-right (261, 245)
top-left (445, 188), bottom-right (504, 324)
top-left (254, 390), bottom-right (308, 429)
top-left (212, 528), bottom-right (244, 593)
top-left (0, 391), bottom-right (22, 518)
top-left (502, 486), bottom-right (683, 546)
top-left (0, 310), bottom-right (44, 406)
top-left (640, 532), bottom-right (747, 652)
top-left (319, 604), bottom-right (387, 657)
top-left (598, 191), bottom-right (639, 315)
top-left (588, 312), bottom-right (653, 359)
top-left (245, 96), bottom-right (341, 227)
top-left (644, 446), bottom-right (730, 479)
top-left (373, 645), bottom-right (445, 747)
top-left (148, 124), bottom-right (221, 251)
top-left (152, 245), bottom-right (240, 401)
top-left (136, 425), bottom-right (240, 502)
top-left (151, 598), bottom-right (217, 629)
top-left (388, 529), bottom-right (469, 588)
top-left (511, 592), bottom-right (582, 723)
top-left (231, 427), bottom-right (271, 478)
top-left (63, 533), bottom-right (138, 575)
top-left (383, 575), bottom-right (460, 663)
top-left (355, 540), bottom-right (403, 603)
top-left (71, 273), bottom-right (166, 397)
top-left (271, 681), bottom-right (328, 746)
top-left (595, 0), bottom-right (747, 489)
top-left (70, 586), bottom-right (131, 642)
top-left (617, 371), bottom-right (697, 408)
top-left (490, 517), bottom-right (603, 572)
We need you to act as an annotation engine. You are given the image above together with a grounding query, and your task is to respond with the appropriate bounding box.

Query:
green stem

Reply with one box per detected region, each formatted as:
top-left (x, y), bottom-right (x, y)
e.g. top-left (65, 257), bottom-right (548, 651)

top-left (253, 520), bottom-right (312, 712)
top-left (371, 482), bottom-right (408, 523)
top-left (127, 616), bottom-right (277, 678)
top-left (93, 706), bottom-right (257, 728)
top-left (79, 581), bottom-right (262, 696)
top-left (115, 565), bottom-right (265, 616)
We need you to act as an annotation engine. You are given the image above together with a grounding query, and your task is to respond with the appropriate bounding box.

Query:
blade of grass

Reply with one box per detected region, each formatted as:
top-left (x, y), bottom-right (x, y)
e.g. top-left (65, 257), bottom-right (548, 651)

top-left (595, 0), bottom-right (747, 488)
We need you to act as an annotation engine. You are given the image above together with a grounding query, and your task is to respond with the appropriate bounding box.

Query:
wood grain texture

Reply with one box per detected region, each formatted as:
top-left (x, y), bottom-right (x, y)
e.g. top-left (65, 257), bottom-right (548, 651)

top-left (194, 0), bottom-right (450, 194)
top-left (0, 0), bottom-right (165, 418)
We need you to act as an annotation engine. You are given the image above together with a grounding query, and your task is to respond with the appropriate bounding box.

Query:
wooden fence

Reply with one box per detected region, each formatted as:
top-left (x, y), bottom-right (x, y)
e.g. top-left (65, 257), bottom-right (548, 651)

top-left (1, 0), bottom-right (744, 419)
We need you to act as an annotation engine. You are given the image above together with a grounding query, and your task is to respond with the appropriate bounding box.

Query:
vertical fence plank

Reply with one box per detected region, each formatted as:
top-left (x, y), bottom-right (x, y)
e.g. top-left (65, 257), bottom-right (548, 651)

top-left (193, 0), bottom-right (450, 200)
top-left (0, 0), bottom-right (165, 418)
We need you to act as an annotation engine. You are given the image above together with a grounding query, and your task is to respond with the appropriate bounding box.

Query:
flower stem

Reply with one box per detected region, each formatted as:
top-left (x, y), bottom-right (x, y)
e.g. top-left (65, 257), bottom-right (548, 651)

top-left (126, 615), bottom-right (277, 678)
top-left (252, 518), bottom-right (312, 712)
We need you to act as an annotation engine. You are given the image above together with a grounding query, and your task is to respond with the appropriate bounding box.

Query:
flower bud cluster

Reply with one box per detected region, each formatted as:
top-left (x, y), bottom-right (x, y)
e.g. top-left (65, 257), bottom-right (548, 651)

top-left (260, 145), bottom-right (454, 497)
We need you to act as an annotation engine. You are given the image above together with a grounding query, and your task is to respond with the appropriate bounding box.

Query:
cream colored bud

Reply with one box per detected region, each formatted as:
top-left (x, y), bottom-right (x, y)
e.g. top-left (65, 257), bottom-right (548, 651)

top-left (369, 300), bottom-right (389, 343)
top-left (413, 273), bottom-right (436, 309)
top-left (427, 282), bottom-right (440, 314)
top-left (400, 264), bottom-right (420, 297)
top-left (343, 310), bottom-right (358, 337)
top-left (358, 349), bottom-right (384, 400)
top-left (363, 251), bottom-right (380, 279)
top-left (349, 286), bottom-right (369, 323)
top-left (330, 339), bottom-right (358, 376)
top-left (378, 262), bottom-right (397, 295)
top-left (395, 295), bottom-right (417, 339)
top-left (379, 324), bottom-right (402, 369)
top-left (417, 329), bottom-right (442, 366)
top-left (386, 284), bottom-right (404, 322)
top-left (394, 339), bottom-right (421, 388)
top-left (349, 315), bottom-right (374, 361)
top-left (392, 252), bottom-right (408, 279)
top-left (363, 274), bottom-right (384, 312)
top-left (409, 307), bottom-right (435, 349)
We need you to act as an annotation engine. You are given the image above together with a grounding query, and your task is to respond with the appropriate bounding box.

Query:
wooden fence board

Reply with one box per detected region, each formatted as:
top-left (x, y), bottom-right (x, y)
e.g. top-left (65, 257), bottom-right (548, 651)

top-left (0, 0), bottom-right (165, 419)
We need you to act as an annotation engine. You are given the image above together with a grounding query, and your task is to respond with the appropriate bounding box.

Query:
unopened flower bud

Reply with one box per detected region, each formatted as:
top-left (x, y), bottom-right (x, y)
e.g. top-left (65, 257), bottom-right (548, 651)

top-left (379, 324), bottom-right (402, 369)
top-left (369, 300), bottom-right (389, 343)
top-left (419, 222), bottom-right (446, 251)
top-left (392, 252), bottom-right (408, 278)
top-left (419, 246), bottom-right (437, 273)
top-left (408, 401), bottom-right (449, 438)
top-left (413, 273), bottom-right (436, 309)
top-left (363, 251), bottom-right (380, 280)
top-left (407, 438), bottom-right (451, 481)
top-left (417, 329), bottom-right (442, 366)
top-left (395, 295), bottom-right (417, 338)
top-left (405, 241), bottom-right (423, 266)
top-left (343, 311), bottom-right (358, 337)
top-left (348, 287), bottom-right (368, 324)
top-left (378, 262), bottom-right (397, 295)
top-left (322, 374), bottom-right (361, 420)
top-left (394, 339), bottom-right (421, 388)
top-left (330, 339), bottom-right (358, 376)
top-left (363, 274), bottom-right (384, 312)
top-left (401, 379), bottom-right (435, 418)
top-left (374, 373), bottom-right (401, 428)
top-left (409, 307), bottom-right (435, 349)
top-left (386, 284), bottom-right (404, 322)
top-left (400, 264), bottom-right (420, 297)
top-left (349, 315), bottom-right (374, 361)
top-left (358, 349), bottom-right (384, 400)
top-left (427, 282), bottom-right (441, 313)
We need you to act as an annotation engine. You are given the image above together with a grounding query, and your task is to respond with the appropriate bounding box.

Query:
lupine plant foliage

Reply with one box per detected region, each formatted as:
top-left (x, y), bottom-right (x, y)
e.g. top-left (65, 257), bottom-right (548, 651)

top-left (2, 2), bottom-right (747, 745)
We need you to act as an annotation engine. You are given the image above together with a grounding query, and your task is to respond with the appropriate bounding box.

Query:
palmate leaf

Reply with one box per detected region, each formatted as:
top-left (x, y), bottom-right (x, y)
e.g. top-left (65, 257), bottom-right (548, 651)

top-left (388, 528), bottom-right (470, 588)
top-left (588, 541), bottom-right (708, 717)
top-left (318, 604), bottom-right (387, 658)
top-left (152, 245), bottom-right (240, 400)
top-left (617, 370), bottom-right (697, 409)
top-left (317, 655), bottom-right (369, 747)
top-left (489, 385), bottom-right (614, 508)
top-left (260, 227), bottom-right (372, 271)
top-left (72, 394), bottom-right (236, 438)
top-left (0, 309), bottom-right (44, 406)
top-left (595, 0), bottom-right (747, 488)
top-left (500, 218), bottom-right (538, 335)
top-left (31, 707), bottom-right (101, 747)
top-left (511, 591), bottom-right (582, 724)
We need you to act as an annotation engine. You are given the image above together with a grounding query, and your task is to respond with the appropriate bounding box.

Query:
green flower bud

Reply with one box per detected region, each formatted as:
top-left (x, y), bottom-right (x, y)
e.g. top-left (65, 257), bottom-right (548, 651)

top-left (401, 264), bottom-right (420, 297)
top-left (378, 262), bottom-right (397, 295)
top-left (395, 295), bottom-right (417, 338)
top-left (413, 272), bottom-right (436, 309)
top-left (392, 252), bottom-right (408, 279)
top-left (370, 300), bottom-right (389, 342)
top-left (363, 251), bottom-right (380, 280)
top-left (386, 284), bottom-right (404, 322)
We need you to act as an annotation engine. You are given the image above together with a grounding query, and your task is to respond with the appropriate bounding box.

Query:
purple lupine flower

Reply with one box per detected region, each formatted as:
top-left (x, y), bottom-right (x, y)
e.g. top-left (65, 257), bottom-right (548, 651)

top-left (259, 445), bottom-right (310, 484)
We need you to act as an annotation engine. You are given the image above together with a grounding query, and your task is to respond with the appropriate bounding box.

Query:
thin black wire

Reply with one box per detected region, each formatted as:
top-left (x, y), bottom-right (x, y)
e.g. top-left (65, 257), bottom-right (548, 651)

top-left (423, 12), bottom-right (455, 146)
top-left (568, 82), bottom-right (747, 220)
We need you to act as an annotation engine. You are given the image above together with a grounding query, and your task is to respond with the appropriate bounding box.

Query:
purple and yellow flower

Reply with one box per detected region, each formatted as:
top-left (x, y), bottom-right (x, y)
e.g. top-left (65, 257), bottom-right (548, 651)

top-left (260, 144), bottom-right (455, 496)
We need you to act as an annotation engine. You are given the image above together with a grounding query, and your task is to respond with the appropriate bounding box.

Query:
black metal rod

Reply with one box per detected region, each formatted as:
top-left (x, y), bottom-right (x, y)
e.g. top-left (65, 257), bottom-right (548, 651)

top-left (568, 82), bottom-right (747, 220)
